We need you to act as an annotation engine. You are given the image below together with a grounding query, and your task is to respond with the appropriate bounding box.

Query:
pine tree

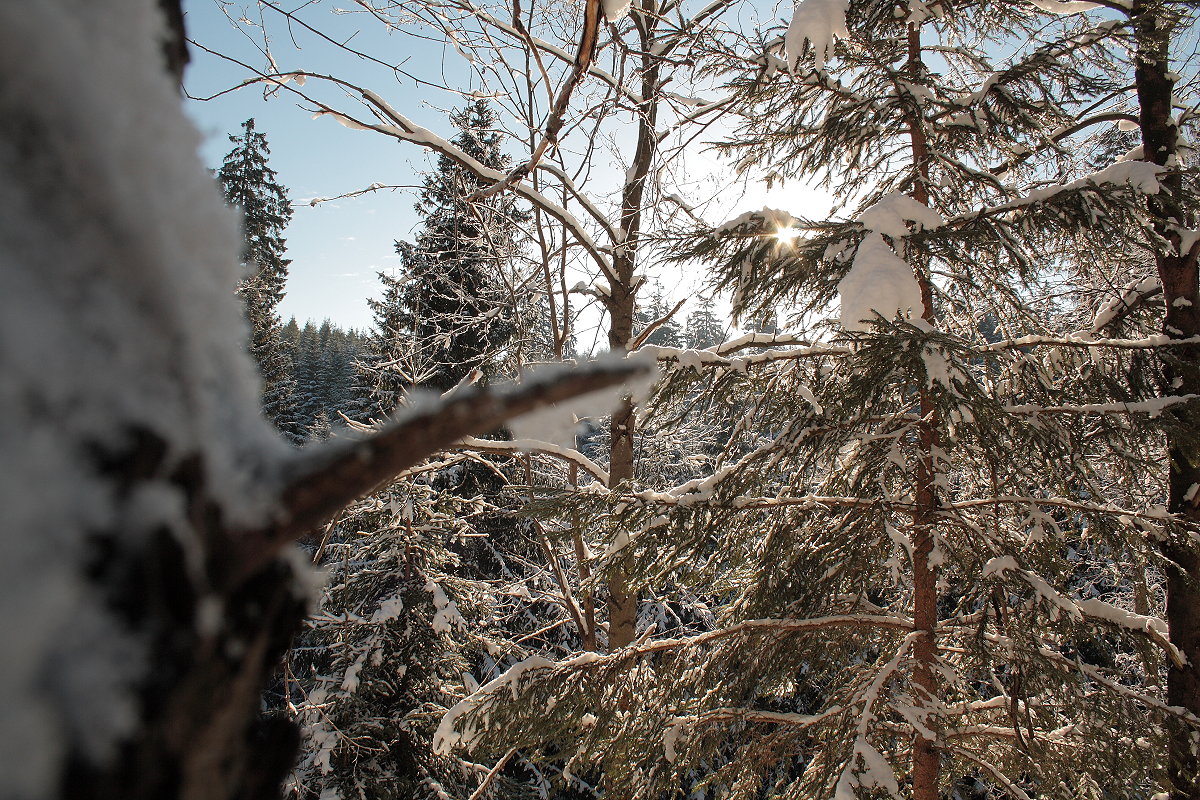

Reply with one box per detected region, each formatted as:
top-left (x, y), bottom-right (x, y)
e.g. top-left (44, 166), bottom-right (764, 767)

top-left (433, 4), bottom-right (1190, 798)
top-left (635, 285), bottom-right (684, 348)
top-left (364, 100), bottom-right (527, 408)
top-left (217, 117), bottom-right (302, 441)
top-left (684, 297), bottom-right (726, 350)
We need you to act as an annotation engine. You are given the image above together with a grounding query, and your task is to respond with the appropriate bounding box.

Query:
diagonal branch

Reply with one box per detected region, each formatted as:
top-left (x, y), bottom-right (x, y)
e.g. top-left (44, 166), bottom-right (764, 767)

top-left (230, 359), bottom-right (650, 583)
top-left (464, 0), bottom-right (606, 203)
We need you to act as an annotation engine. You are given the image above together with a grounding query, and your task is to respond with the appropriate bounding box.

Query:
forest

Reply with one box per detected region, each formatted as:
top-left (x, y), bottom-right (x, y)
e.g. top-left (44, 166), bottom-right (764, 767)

top-left (2, 0), bottom-right (1200, 799)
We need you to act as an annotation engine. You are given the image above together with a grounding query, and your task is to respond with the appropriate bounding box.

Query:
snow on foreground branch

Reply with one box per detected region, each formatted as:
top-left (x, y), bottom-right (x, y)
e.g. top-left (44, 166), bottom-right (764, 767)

top-left (243, 355), bottom-right (656, 581)
top-left (0, 2), bottom-right (651, 797)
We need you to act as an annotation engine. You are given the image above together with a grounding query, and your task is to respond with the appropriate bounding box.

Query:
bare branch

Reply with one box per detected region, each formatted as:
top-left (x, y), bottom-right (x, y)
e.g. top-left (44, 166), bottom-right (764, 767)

top-left (630, 296), bottom-right (687, 349)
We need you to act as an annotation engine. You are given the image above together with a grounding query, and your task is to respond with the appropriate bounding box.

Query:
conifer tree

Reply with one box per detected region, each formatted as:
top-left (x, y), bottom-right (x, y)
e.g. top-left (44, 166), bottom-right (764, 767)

top-left (433, 3), bottom-right (1194, 798)
top-left (217, 117), bottom-right (302, 440)
top-left (364, 100), bottom-right (527, 408)
top-left (684, 297), bottom-right (726, 350)
top-left (636, 285), bottom-right (684, 348)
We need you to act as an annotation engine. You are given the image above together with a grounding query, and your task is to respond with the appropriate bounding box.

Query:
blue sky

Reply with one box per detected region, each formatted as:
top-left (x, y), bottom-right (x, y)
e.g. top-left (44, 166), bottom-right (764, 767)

top-left (184, 0), bottom-right (472, 330)
top-left (182, 0), bottom-right (832, 334)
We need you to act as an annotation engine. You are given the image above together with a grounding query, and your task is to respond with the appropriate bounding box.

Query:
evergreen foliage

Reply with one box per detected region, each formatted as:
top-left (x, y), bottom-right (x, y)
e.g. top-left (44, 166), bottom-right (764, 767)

top-left (636, 285), bottom-right (684, 348)
top-left (217, 117), bottom-right (302, 440)
top-left (363, 100), bottom-right (528, 408)
top-left (282, 318), bottom-right (371, 434)
top-left (430, 3), bottom-right (1198, 798)
top-left (684, 297), bottom-right (726, 350)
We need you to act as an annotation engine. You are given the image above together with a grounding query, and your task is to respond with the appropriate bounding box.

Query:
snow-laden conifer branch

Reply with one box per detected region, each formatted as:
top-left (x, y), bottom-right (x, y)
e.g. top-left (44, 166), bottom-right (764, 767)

top-left (458, 436), bottom-right (610, 483)
top-left (988, 633), bottom-right (1200, 726)
top-left (236, 358), bottom-right (651, 581)
top-left (620, 490), bottom-right (897, 511)
top-left (681, 704), bottom-right (845, 729)
top-left (939, 494), bottom-right (1173, 521)
top-left (978, 332), bottom-right (1200, 351)
top-left (656, 342), bottom-right (852, 370)
top-left (1002, 393), bottom-right (1200, 415)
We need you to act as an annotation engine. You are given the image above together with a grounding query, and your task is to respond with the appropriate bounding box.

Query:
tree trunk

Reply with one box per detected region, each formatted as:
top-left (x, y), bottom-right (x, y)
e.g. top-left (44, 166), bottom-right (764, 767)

top-left (0, 8), bottom-right (649, 797)
top-left (1132, 3), bottom-right (1200, 796)
top-left (604, 2), bottom-right (662, 650)
top-left (905, 18), bottom-right (942, 800)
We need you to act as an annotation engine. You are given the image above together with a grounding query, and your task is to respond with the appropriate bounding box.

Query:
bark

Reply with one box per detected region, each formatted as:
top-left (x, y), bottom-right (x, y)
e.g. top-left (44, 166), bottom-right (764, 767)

top-left (59, 367), bottom-right (647, 800)
top-left (1132, 2), bottom-right (1200, 796)
top-left (905, 18), bottom-right (942, 800)
top-left (3, 12), bottom-right (648, 795)
top-left (604, 0), bottom-right (663, 650)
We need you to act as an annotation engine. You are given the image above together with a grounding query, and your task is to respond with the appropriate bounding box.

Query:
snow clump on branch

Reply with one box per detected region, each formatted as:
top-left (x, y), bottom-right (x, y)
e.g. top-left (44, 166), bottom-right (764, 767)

top-left (785, 0), bottom-right (849, 72)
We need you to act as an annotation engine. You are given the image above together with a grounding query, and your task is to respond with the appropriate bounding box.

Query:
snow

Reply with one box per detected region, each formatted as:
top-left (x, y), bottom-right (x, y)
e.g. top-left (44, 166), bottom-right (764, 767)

top-left (426, 581), bottom-right (466, 633)
top-left (0, 0), bottom-right (285, 792)
top-left (856, 192), bottom-right (944, 239)
top-left (371, 596), bottom-right (406, 623)
top-left (1091, 275), bottom-right (1161, 330)
top-left (982, 556), bottom-right (1018, 578)
top-left (1027, 0), bottom-right (1099, 13)
top-left (603, 0), bottom-right (632, 22)
top-left (785, 0), bottom-right (849, 72)
top-left (838, 233), bottom-right (924, 331)
top-left (434, 654), bottom-right (556, 754)
top-left (662, 719), bottom-right (684, 762)
top-left (508, 351), bottom-right (658, 447)
top-left (717, 206), bottom-right (796, 234)
top-left (341, 649), bottom-right (369, 692)
top-left (1077, 599), bottom-right (1168, 639)
top-left (1175, 225), bottom-right (1200, 256)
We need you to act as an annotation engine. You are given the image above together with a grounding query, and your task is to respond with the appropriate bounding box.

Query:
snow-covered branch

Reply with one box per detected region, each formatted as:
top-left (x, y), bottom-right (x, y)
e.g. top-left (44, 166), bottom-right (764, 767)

top-left (458, 436), bottom-right (610, 484)
top-left (236, 358), bottom-right (651, 581)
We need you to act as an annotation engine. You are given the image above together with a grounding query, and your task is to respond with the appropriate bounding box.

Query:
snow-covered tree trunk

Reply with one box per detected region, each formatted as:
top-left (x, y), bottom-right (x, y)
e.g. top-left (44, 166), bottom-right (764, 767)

top-left (0, 4), bottom-right (645, 797)
top-left (1133, 3), bottom-right (1200, 795)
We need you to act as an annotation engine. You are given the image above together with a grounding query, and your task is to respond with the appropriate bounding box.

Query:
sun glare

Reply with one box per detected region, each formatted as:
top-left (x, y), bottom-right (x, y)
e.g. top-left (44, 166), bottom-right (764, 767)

top-left (774, 225), bottom-right (802, 245)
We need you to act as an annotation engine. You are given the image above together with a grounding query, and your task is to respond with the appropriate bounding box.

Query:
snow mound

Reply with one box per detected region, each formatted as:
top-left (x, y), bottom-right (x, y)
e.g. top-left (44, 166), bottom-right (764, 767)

top-left (856, 191), bottom-right (944, 239)
top-left (785, 0), bottom-right (849, 72)
top-left (1027, 0), bottom-right (1099, 14)
top-left (509, 351), bottom-right (657, 447)
top-left (838, 233), bottom-right (923, 331)
top-left (603, 0), bottom-right (633, 22)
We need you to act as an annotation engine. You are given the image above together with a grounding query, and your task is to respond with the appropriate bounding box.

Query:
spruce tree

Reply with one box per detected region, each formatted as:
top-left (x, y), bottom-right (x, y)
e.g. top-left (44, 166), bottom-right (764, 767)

top-left (684, 297), bottom-right (726, 350)
top-left (217, 117), bottom-right (302, 441)
top-left (433, 4), bottom-right (1192, 798)
top-left (636, 285), bottom-right (684, 348)
top-left (364, 100), bottom-right (526, 408)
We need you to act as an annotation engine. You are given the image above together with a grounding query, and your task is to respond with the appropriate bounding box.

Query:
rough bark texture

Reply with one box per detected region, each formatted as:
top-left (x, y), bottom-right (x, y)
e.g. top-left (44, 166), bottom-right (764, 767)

top-left (0, 7), bottom-right (649, 797)
top-left (1133, 3), bottom-right (1200, 796)
top-left (55, 369), bottom-right (648, 800)
top-left (604, 0), bottom-right (662, 651)
top-left (905, 19), bottom-right (942, 800)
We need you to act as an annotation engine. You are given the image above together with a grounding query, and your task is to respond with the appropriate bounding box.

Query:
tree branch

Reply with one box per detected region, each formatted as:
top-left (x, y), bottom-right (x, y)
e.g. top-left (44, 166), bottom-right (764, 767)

top-left (230, 359), bottom-right (649, 583)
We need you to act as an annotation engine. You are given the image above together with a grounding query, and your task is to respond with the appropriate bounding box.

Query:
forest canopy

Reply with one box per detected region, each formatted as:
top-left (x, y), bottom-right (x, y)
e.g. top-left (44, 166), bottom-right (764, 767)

top-left (2, 0), bottom-right (1200, 799)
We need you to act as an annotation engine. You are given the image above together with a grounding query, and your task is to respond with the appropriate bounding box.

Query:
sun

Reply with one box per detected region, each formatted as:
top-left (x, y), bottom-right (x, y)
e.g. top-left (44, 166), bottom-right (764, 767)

top-left (773, 225), bottom-right (802, 245)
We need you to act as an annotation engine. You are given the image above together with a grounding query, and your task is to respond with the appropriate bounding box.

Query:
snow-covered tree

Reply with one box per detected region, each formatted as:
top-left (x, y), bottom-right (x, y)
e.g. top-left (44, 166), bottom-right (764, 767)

top-left (363, 100), bottom-right (526, 407)
top-left (636, 285), bottom-right (684, 348)
top-left (0, 5), bottom-right (649, 796)
top-left (684, 296), bottom-right (727, 350)
top-left (433, 2), bottom-right (1196, 798)
top-left (217, 117), bottom-right (302, 440)
top-left (1120, 0), bottom-right (1200, 792)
